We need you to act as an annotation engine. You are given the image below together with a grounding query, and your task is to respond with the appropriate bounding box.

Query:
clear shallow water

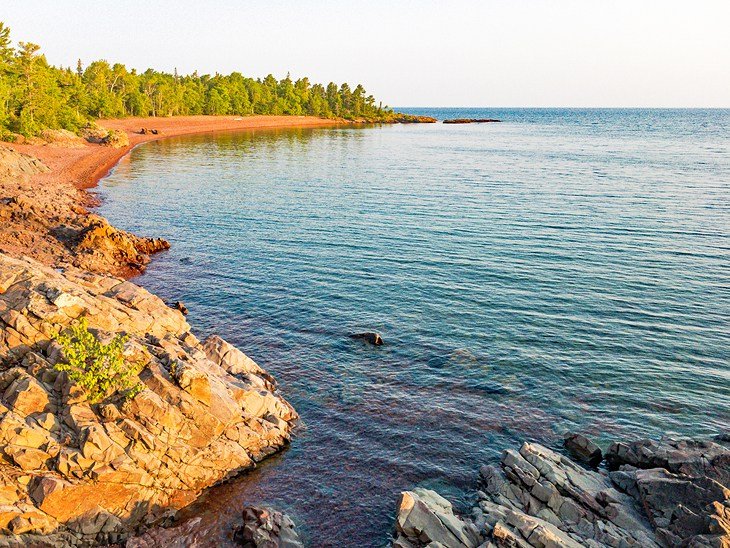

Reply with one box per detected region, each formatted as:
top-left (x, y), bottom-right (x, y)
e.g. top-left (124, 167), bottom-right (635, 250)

top-left (98, 109), bottom-right (730, 546)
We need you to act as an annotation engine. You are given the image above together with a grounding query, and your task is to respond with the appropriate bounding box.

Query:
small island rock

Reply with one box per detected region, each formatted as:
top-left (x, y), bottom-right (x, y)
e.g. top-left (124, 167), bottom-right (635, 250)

top-left (349, 332), bottom-right (384, 346)
top-left (443, 118), bottom-right (501, 124)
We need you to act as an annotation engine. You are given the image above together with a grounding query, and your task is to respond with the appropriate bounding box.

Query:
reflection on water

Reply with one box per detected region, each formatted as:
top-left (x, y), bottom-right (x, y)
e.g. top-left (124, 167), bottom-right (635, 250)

top-left (100, 109), bottom-right (730, 546)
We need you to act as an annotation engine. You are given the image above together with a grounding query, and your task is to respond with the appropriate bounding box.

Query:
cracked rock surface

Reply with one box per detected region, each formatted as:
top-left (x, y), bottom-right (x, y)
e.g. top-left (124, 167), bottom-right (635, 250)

top-left (393, 436), bottom-right (729, 548)
top-left (0, 254), bottom-right (297, 545)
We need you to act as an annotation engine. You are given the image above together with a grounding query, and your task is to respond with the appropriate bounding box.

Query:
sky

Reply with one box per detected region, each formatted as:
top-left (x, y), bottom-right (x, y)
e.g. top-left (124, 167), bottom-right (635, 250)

top-left (3, 0), bottom-right (729, 108)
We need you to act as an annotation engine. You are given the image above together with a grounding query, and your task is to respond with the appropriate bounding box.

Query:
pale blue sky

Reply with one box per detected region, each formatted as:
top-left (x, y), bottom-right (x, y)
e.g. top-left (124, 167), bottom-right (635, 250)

top-left (4, 0), bottom-right (729, 107)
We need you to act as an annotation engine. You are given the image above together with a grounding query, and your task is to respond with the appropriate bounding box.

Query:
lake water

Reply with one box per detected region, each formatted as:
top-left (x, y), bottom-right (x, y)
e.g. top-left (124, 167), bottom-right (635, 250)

top-left (98, 108), bottom-right (730, 546)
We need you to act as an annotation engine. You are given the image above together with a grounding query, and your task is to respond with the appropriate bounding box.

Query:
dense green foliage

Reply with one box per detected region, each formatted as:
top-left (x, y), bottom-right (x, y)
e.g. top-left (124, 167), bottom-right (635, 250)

top-left (0, 21), bottom-right (394, 137)
top-left (54, 317), bottom-right (142, 403)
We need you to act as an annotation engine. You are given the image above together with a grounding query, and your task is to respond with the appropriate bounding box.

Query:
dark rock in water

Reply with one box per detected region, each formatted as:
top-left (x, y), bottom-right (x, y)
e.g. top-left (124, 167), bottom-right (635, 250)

top-left (233, 506), bottom-right (304, 548)
top-left (349, 332), bottom-right (383, 345)
top-left (443, 118), bottom-right (501, 124)
top-left (173, 301), bottom-right (189, 315)
top-left (563, 432), bottom-right (602, 466)
top-left (392, 114), bottom-right (438, 123)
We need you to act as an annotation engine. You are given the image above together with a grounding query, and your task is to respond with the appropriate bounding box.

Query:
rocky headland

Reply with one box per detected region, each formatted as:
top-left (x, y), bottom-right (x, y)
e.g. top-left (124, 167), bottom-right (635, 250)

top-left (392, 434), bottom-right (729, 547)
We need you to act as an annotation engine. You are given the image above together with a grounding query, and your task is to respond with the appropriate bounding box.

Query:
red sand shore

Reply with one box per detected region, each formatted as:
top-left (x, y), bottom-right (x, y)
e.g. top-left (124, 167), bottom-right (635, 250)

top-left (11, 115), bottom-right (343, 190)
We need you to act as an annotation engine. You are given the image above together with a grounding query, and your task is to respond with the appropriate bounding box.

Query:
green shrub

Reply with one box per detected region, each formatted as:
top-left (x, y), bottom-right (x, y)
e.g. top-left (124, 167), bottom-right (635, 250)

top-left (53, 317), bottom-right (142, 403)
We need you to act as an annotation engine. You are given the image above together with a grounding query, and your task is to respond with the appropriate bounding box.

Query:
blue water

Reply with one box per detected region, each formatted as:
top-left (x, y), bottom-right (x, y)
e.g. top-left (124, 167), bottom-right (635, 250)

top-left (98, 109), bottom-right (730, 546)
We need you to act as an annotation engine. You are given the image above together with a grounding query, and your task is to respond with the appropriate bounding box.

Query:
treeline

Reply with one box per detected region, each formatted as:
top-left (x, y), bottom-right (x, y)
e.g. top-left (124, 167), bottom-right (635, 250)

top-left (0, 22), bottom-right (396, 138)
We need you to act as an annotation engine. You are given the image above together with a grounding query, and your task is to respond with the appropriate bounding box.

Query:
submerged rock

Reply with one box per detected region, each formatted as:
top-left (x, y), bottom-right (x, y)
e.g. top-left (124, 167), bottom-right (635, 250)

top-left (0, 254), bottom-right (297, 544)
top-left (349, 332), bottom-right (384, 346)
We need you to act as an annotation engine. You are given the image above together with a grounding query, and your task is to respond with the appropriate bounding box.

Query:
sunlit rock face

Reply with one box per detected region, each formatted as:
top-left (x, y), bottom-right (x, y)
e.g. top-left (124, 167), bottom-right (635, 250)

top-left (0, 254), bottom-right (297, 545)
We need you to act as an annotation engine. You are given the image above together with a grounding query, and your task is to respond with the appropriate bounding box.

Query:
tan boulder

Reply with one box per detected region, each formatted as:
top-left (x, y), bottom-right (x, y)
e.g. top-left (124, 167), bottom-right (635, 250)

top-left (173, 362), bottom-right (211, 406)
top-left (4, 375), bottom-right (50, 416)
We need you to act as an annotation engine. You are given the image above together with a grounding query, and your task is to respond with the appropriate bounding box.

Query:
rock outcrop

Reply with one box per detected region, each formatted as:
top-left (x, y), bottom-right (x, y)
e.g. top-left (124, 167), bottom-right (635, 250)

top-left (233, 506), bottom-right (304, 548)
top-left (606, 436), bottom-right (730, 547)
top-left (393, 488), bottom-right (483, 548)
top-left (391, 115), bottom-right (438, 124)
top-left (564, 432), bottom-right (602, 466)
top-left (0, 146), bottom-right (166, 277)
top-left (0, 254), bottom-right (297, 544)
top-left (394, 435), bottom-right (729, 548)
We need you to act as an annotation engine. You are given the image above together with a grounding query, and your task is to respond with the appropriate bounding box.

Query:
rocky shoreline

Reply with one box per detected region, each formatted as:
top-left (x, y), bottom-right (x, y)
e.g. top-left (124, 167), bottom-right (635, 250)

top-left (392, 434), bottom-right (729, 547)
top-left (0, 120), bottom-right (317, 544)
top-left (0, 120), bottom-right (727, 547)
top-left (0, 254), bottom-right (297, 545)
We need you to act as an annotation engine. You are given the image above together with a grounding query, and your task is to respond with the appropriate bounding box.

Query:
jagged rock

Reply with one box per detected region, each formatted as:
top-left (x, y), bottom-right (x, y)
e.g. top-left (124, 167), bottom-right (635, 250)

top-left (0, 254), bottom-right (297, 543)
top-left (0, 147), bottom-right (50, 180)
top-left (233, 505), bottom-right (304, 547)
top-left (349, 331), bottom-right (383, 346)
top-left (611, 466), bottom-right (729, 544)
top-left (475, 442), bottom-right (659, 547)
top-left (3, 375), bottom-right (51, 416)
top-left (399, 435), bottom-right (729, 548)
top-left (173, 301), bottom-right (189, 315)
top-left (392, 488), bottom-right (482, 547)
top-left (563, 432), bottom-right (602, 466)
top-left (606, 436), bottom-right (730, 485)
top-left (203, 334), bottom-right (276, 388)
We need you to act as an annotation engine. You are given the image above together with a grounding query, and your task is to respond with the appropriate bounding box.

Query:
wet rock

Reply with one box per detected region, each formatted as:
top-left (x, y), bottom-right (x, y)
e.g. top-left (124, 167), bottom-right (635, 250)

top-left (173, 301), bottom-right (189, 315)
top-left (349, 331), bottom-right (384, 346)
top-left (233, 505), bottom-right (304, 548)
top-left (392, 488), bottom-right (482, 547)
top-left (563, 432), bottom-right (602, 466)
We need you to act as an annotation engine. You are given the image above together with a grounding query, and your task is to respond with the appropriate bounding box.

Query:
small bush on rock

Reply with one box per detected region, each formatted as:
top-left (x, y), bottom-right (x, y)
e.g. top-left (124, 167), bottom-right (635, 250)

top-left (53, 317), bottom-right (142, 403)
